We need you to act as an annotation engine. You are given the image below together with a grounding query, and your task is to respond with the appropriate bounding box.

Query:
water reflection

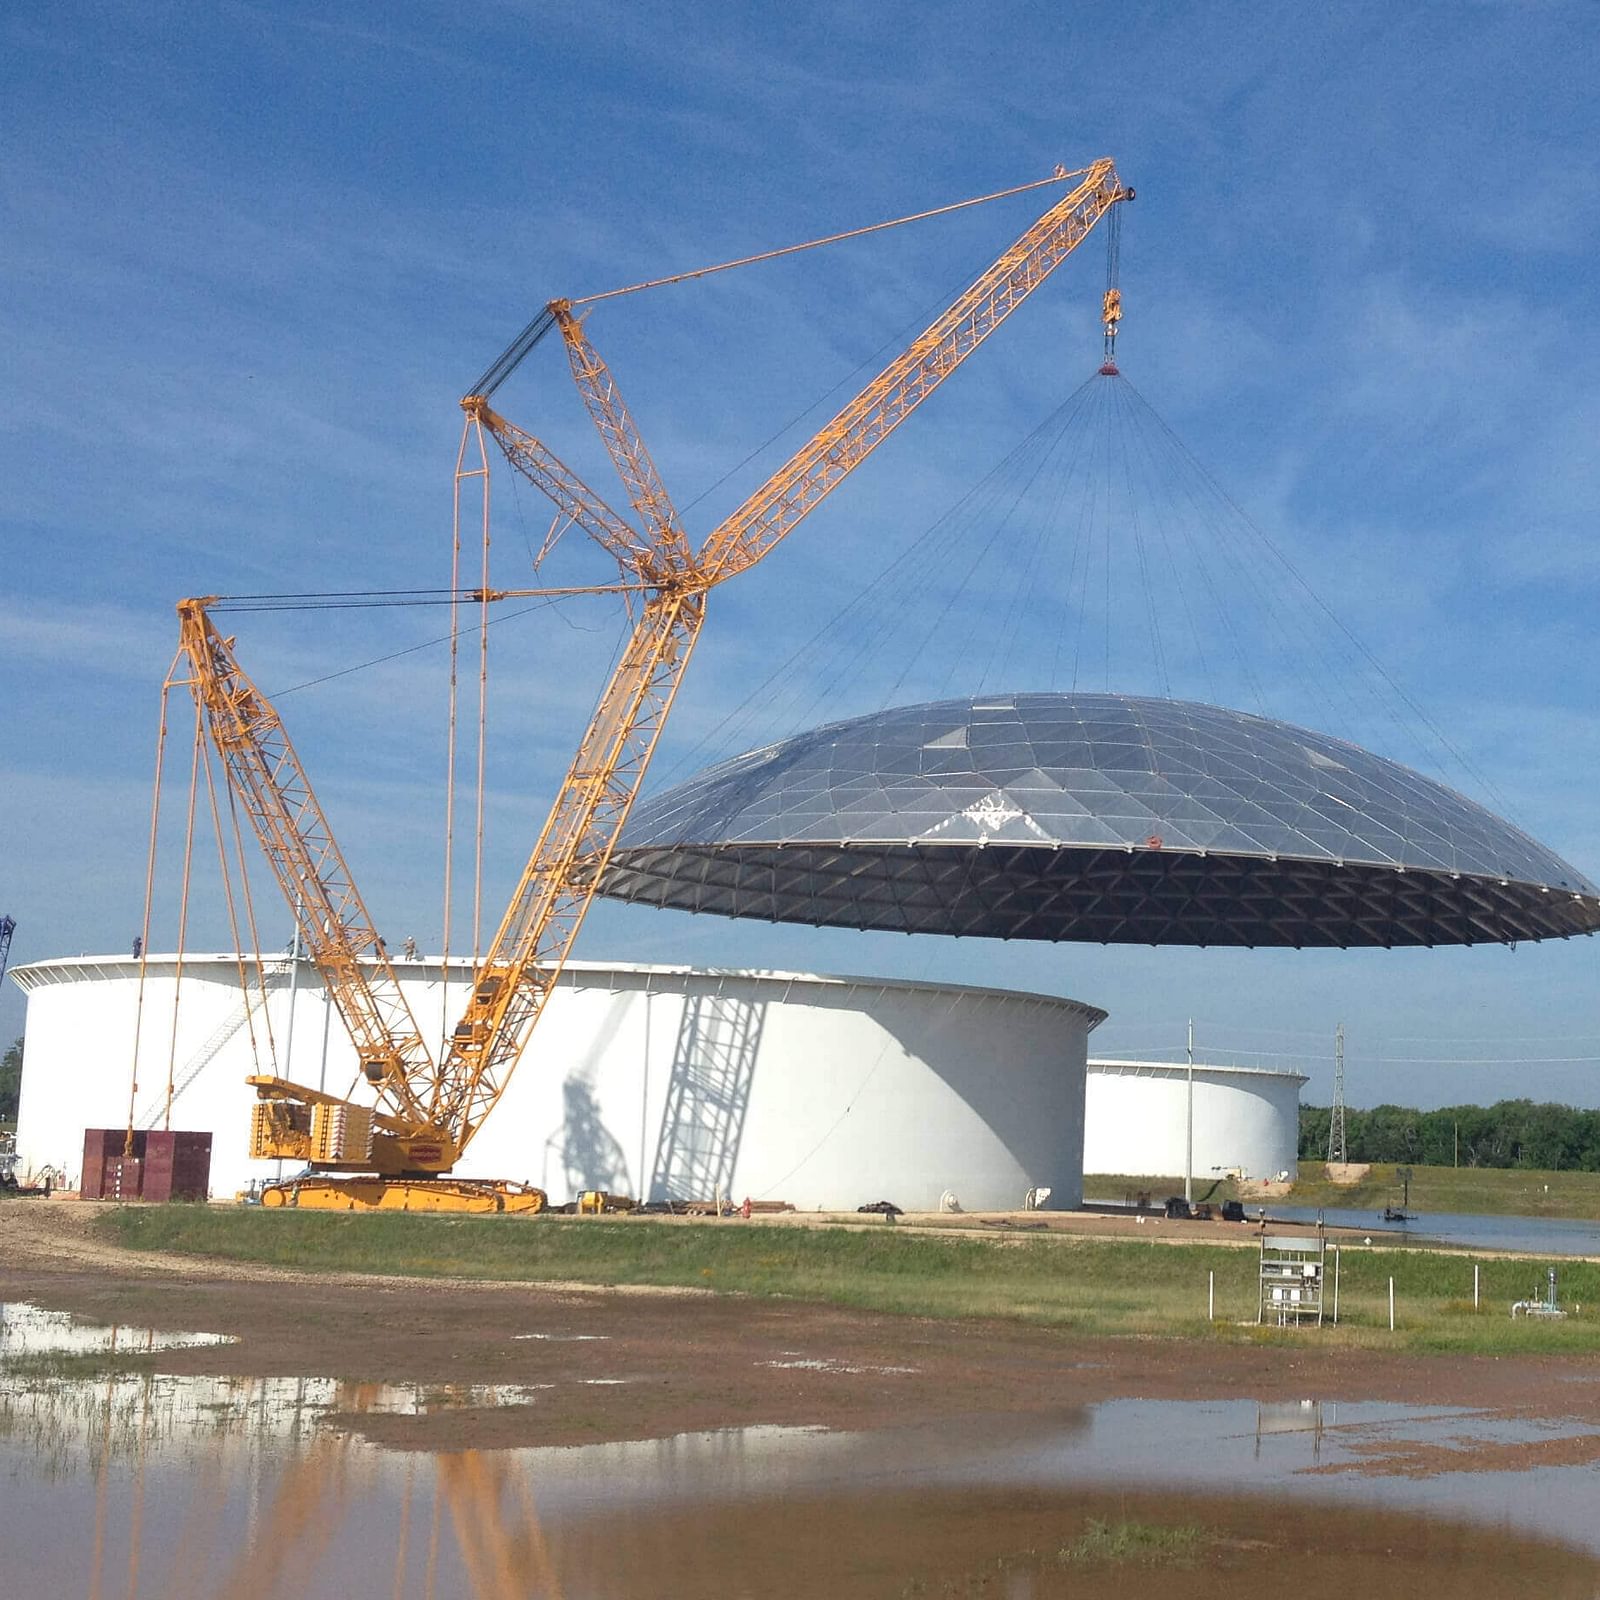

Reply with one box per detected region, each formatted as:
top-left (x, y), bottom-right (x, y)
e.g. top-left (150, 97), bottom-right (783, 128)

top-left (1, 1301), bottom-right (234, 1359)
top-left (1256, 1398), bottom-right (1333, 1461)
top-left (4, 1301), bottom-right (1599, 1598)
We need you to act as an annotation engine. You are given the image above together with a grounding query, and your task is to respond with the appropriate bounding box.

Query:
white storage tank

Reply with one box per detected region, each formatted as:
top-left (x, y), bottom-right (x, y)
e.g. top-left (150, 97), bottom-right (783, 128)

top-left (10, 955), bottom-right (1105, 1211)
top-left (1083, 1058), bottom-right (1306, 1182)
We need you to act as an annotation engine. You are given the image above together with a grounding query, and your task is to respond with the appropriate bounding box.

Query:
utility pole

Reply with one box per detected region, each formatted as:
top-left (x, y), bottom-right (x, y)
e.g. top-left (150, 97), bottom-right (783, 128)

top-left (1185, 1018), bottom-right (1195, 1204)
top-left (1327, 1021), bottom-right (1347, 1167)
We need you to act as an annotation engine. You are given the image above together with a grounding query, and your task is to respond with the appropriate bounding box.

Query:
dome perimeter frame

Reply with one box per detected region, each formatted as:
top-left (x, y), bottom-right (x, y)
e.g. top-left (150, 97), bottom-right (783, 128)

top-left (602, 693), bottom-right (1600, 949)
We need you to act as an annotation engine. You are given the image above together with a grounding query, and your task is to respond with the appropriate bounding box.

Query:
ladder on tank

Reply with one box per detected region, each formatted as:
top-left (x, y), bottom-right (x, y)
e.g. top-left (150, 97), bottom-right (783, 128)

top-left (135, 961), bottom-right (290, 1127)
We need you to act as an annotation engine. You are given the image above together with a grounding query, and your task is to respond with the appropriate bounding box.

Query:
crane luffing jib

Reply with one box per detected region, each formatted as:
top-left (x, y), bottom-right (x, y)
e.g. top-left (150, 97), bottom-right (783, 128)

top-left (549, 302), bottom-right (693, 573)
top-left (180, 160), bottom-right (1129, 1182)
top-left (456, 408), bottom-right (649, 572)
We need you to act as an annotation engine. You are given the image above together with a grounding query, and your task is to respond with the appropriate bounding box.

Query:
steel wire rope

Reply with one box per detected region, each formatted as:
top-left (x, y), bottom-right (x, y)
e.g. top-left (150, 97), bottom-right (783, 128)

top-left (981, 376), bottom-right (1100, 693)
top-left (1101, 386), bottom-right (1114, 692)
top-left (152, 699), bottom-right (209, 1138)
top-left (1080, 379), bottom-right (1122, 692)
top-left (1110, 377), bottom-right (1172, 698)
top-left (1120, 376), bottom-right (1521, 820)
top-left (917, 388), bottom-right (1093, 699)
top-left (443, 445), bottom-right (467, 1064)
top-left (714, 435), bottom-right (1020, 750)
top-left (902, 377), bottom-right (1113, 704)
top-left (1015, 372), bottom-right (1104, 693)
top-left (604, 293), bottom-right (1060, 766)
top-left (127, 667), bottom-right (179, 1152)
top-left (601, 198), bottom-right (1126, 771)
top-left (799, 462), bottom-right (1000, 721)
top-left (1059, 377), bottom-right (1107, 695)
top-left (869, 391), bottom-right (1090, 708)
top-left (502, 439), bottom-right (552, 574)
top-left (197, 736), bottom-right (275, 1094)
top-left (641, 183), bottom-right (1127, 731)
top-left (1084, 378), bottom-right (1132, 693)
top-left (1049, 380), bottom-right (1111, 690)
top-left (212, 586), bottom-right (644, 611)
top-left (1115, 377), bottom-right (1379, 746)
top-left (266, 592), bottom-right (605, 699)
top-left (669, 194), bottom-right (1087, 528)
top-left (1204, 475), bottom-right (1447, 773)
top-left (1133, 381), bottom-right (1473, 814)
top-left (213, 590), bottom-right (482, 612)
top-left (1099, 380), bottom-right (1216, 703)
top-left (654, 380), bottom-right (1100, 785)
top-left (862, 461), bottom-right (1020, 708)
top-left (1107, 376), bottom-right (1267, 713)
top-left (784, 430), bottom-right (1026, 723)
top-left (973, 415), bottom-right (1069, 693)
top-left (1067, 384), bottom-right (1115, 692)
top-left (219, 750), bottom-right (281, 1076)
top-left (910, 385), bottom-right (1100, 704)
top-left (573, 169), bottom-right (1094, 307)
top-left (998, 366), bottom-right (1113, 691)
top-left (1064, 389), bottom-right (1100, 692)
top-left (995, 388), bottom-right (1096, 690)
top-left (1125, 380), bottom-right (1283, 715)
top-left (1113, 383), bottom-right (1268, 715)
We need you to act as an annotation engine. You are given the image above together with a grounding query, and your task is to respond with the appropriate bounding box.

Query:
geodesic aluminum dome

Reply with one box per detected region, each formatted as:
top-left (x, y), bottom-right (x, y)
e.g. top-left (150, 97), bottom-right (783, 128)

top-left (600, 693), bottom-right (1600, 947)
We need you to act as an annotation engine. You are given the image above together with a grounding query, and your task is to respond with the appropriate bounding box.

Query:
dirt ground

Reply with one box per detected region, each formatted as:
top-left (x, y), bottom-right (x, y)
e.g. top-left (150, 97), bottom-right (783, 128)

top-left (5, 1199), bottom-right (1600, 1465)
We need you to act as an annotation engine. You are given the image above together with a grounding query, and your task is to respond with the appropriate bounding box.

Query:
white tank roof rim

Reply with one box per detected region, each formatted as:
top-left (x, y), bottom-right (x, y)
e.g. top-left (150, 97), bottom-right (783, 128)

top-left (1090, 1057), bottom-right (1309, 1086)
top-left (9, 953), bottom-right (1107, 1025)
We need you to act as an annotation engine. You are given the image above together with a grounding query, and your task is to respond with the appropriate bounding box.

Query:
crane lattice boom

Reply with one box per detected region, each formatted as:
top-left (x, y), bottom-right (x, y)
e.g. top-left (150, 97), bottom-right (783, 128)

top-left (175, 161), bottom-right (1130, 1202)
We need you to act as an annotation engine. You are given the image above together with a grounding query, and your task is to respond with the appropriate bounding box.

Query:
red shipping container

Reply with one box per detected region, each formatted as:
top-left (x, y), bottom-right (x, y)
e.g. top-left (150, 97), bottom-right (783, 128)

top-left (80, 1129), bottom-right (212, 1202)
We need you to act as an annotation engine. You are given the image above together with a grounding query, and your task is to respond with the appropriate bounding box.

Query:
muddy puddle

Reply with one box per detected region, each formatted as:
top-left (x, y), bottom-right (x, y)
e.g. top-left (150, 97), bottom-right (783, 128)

top-left (3, 1301), bottom-right (1598, 1597)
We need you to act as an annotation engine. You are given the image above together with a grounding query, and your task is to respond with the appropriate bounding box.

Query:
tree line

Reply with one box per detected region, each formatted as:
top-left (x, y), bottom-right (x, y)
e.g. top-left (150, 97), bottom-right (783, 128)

top-left (1300, 1100), bottom-right (1600, 1172)
top-left (1, 1037), bottom-right (20, 1123)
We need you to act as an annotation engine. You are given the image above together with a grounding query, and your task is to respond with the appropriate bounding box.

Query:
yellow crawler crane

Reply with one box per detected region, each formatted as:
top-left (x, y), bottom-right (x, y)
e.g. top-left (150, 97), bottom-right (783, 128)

top-left (177, 161), bottom-right (1132, 1212)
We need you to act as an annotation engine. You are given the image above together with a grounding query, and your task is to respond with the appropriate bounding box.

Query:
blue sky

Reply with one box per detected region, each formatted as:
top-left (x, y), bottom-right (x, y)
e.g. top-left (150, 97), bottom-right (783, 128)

top-left (3, 0), bottom-right (1597, 1111)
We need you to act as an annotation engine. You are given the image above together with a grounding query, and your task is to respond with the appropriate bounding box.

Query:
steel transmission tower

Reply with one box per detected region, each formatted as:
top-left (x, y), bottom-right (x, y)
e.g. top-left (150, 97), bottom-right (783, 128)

top-left (1327, 1021), bottom-right (1347, 1164)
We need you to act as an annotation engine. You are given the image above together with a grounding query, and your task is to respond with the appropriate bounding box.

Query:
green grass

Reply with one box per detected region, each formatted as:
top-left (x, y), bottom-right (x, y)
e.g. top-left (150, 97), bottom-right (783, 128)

top-left (94, 1206), bottom-right (1600, 1353)
top-left (1089, 1160), bottom-right (1600, 1220)
top-left (0, 1348), bottom-right (163, 1381)
top-left (1285, 1161), bottom-right (1600, 1218)
top-left (1059, 1518), bottom-right (1211, 1566)
top-left (902, 1518), bottom-right (1220, 1594)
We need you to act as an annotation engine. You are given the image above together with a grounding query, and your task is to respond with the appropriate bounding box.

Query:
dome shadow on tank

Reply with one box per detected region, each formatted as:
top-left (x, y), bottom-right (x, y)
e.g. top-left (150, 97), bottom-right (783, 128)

top-left (599, 693), bottom-right (1600, 949)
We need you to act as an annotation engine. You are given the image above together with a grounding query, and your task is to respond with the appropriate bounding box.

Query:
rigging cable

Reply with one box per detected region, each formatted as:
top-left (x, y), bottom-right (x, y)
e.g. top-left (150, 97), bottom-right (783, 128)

top-left (573, 169), bottom-right (1092, 307)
